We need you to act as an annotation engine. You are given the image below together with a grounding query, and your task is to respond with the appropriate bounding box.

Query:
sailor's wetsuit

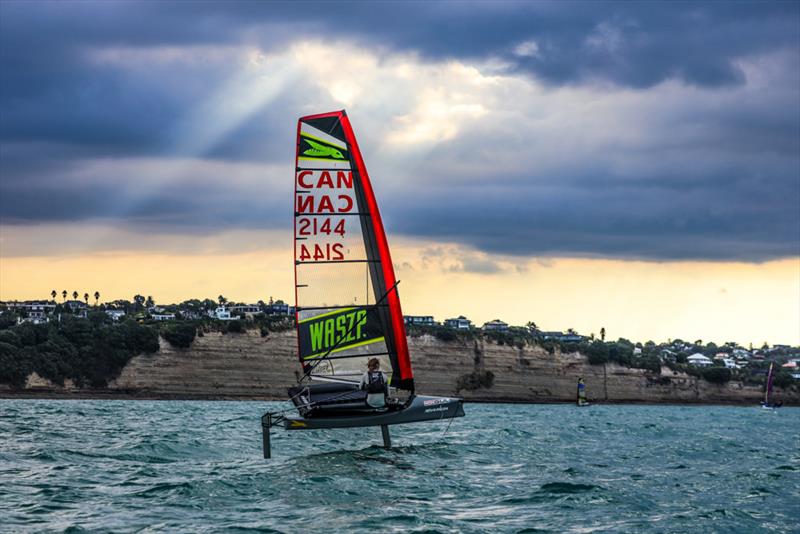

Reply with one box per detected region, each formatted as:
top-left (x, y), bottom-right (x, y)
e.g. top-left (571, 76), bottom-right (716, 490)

top-left (361, 370), bottom-right (388, 408)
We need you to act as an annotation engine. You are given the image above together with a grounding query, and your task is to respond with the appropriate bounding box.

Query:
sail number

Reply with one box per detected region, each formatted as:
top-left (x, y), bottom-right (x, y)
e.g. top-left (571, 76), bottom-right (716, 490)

top-left (295, 170), bottom-right (354, 262)
top-left (299, 243), bottom-right (344, 262)
top-left (297, 218), bottom-right (346, 237)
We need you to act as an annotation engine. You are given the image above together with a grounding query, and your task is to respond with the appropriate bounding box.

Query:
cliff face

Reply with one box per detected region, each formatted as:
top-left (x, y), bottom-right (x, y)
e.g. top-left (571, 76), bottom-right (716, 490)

top-left (9, 330), bottom-right (798, 404)
top-left (106, 331), bottom-right (797, 404)
top-left (410, 335), bottom-right (787, 404)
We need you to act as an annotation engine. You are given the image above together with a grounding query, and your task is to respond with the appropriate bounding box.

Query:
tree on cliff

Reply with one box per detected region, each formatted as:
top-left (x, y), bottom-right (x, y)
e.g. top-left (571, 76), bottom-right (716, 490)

top-left (600, 327), bottom-right (606, 341)
top-left (218, 295), bottom-right (227, 306)
top-left (162, 322), bottom-right (197, 348)
top-left (145, 296), bottom-right (155, 308)
top-left (586, 341), bottom-right (610, 365)
top-left (94, 291), bottom-right (100, 306)
top-left (72, 291), bottom-right (78, 301)
top-left (83, 293), bottom-right (89, 305)
top-left (0, 318), bottom-right (159, 389)
top-left (701, 367), bottom-right (731, 384)
top-left (51, 290), bottom-right (57, 300)
top-left (62, 290), bottom-right (67, 302)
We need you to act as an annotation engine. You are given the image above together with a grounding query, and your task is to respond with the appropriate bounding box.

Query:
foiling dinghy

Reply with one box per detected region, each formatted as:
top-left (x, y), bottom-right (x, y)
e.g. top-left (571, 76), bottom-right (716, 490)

top-left (261, 111), bottom-right (465, 458)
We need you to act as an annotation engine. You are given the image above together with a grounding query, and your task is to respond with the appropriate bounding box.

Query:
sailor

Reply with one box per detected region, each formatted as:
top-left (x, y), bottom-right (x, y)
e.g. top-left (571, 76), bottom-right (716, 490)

top-left (577, 377), bottom-right (587, 405)
top-left (361, 358), bottom-right (388, 408)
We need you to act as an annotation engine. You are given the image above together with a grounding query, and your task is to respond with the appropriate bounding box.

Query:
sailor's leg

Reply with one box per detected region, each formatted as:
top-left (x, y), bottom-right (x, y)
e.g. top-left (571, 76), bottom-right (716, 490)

top-left (381, 424), bottom-right (391, 449)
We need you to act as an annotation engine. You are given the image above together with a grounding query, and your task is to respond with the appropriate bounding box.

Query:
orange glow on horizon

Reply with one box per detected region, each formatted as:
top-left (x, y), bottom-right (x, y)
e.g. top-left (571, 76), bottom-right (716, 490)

top-left (1, 238), bottom-right (797, 347)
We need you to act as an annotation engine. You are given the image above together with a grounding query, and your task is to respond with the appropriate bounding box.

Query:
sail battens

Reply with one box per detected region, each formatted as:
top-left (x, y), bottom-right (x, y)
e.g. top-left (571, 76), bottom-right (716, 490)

top-left (303, 337), bottom-right (387, 360)
top-left (293, 110), bottom-right (414, 391)
top-left (294, 212), bottom-right (371, 217)
top-left (297, 304), bottom-right (388, 311)
top-left (306, 350), bottom-right (392, 362)
top-left (296, 259), bottom-right (380, 265)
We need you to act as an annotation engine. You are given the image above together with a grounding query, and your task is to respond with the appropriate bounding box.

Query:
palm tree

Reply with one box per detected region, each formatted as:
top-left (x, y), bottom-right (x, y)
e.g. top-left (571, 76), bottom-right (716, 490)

top-left (145, 296), bottom-right (155, 308)
top-left (133, 294), bottom-right (145, 311)
top-left (525, 321), bottom-right (538, 333)
top-left (51, 290), bottom-right (57, 301)
top-left (62, 290), bottom-right (67, 302)
top-left (94, 291), bottom-right (100, 306)
top-left (83, 293), bottom-right (89, 304)
top-left (600, 327), bottom-right (606, 342)
top-left (218, 295), bottom-right (227, 307)
top-left (72, 291), bottom-right (78, 301)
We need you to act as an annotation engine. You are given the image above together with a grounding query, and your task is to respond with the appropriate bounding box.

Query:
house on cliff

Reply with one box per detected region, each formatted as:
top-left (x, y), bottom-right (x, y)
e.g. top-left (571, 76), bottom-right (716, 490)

top-left (404, 315), bottom-right (435, 326)
top-left (482, 319), bottom-right (509, 332)
top-left (687, 353), bottom-right (713, 367)
top-left (540, 331), bottom-right (584, 343)
top-left (444, 316), bottom-right (472, 330)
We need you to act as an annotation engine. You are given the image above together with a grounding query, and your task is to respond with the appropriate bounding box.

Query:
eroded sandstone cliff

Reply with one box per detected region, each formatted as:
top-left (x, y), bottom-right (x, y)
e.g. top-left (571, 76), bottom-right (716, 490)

top-left (9, 329), bottom-right (792, 404)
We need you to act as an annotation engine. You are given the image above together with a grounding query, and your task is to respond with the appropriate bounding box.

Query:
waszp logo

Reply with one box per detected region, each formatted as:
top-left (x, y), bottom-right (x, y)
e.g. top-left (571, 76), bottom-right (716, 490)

top-left (303, 137), bottom-right (345, 160)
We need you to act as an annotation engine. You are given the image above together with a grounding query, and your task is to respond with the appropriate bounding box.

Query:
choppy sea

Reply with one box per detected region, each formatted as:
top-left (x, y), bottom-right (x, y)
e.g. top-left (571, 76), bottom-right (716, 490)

top-left (1, 400), bottom-right (798, 533)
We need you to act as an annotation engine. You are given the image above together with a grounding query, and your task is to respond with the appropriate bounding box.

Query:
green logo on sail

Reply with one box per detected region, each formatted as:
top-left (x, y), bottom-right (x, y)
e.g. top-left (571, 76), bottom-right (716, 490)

top-left (298, 307), bottom-right (384, 360)
top-left (301, 136), bottom-right (345, 160)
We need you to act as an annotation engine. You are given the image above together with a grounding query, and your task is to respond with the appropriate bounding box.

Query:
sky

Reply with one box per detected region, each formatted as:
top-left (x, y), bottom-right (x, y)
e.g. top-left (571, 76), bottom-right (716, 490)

top-left (1, 1), bottom-right (798, 345)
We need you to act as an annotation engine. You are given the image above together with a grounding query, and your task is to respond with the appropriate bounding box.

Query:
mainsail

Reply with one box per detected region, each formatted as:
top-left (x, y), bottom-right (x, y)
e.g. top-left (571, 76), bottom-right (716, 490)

top-left (293, 111), bottom-right (414, 391)
top-left (765, 362), bottom-right (774, 405)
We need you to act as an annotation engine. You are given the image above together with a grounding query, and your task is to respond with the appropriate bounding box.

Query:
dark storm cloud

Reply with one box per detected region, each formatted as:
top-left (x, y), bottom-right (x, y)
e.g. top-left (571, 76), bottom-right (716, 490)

top-left (1, 1), bottom-right (798, 262)
top-left (394, 168), bottom-right (800, 262)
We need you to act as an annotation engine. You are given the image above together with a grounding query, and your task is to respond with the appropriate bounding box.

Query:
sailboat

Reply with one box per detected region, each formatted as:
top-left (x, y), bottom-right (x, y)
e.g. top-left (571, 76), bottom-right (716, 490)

top-left (761, 362), bottom-right (781, 409)
top-left (260, 110), bottom-right (465, 457)
top-left (577, 377), bottom-right (589, 407)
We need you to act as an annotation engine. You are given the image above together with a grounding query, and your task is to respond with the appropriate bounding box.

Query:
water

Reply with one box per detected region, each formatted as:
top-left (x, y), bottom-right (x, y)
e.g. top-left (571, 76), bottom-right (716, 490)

top-left (1, 401), bottom-right (798, 533)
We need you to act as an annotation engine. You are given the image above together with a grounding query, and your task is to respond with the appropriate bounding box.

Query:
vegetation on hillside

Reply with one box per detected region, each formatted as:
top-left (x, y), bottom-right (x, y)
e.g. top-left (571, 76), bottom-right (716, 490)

top-left (0, 316), bottom-right (159, 389)
top-left (2, 295), bottom-right (796, 392)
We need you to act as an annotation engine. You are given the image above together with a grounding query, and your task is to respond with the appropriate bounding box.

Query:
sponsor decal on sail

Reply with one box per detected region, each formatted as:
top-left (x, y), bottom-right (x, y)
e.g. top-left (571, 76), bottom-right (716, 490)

top-left (298, 307), bottom-right (384, 360)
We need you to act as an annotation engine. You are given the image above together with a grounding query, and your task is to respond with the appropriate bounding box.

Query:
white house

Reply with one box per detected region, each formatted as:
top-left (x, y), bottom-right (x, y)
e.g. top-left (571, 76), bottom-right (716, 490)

top-left (151, 313), bottom-right (176, 321)
top-left (105, 310), bottom-right (126, 321)
top-left (687, 353), bottom-right (713, 367)
top-left (722, 358), bottom-right (740, 369)
top-left (209, 307), bottom-right (233, 320)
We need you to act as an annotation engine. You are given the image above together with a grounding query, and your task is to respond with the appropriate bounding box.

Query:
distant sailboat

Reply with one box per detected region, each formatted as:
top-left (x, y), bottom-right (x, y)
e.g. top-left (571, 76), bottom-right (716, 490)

top-left (761, 363), bottom-right (782, 409)
top-left (577, 377), bottom-right (589, 407)
top-left (260, 110), bottom-right (464, 457)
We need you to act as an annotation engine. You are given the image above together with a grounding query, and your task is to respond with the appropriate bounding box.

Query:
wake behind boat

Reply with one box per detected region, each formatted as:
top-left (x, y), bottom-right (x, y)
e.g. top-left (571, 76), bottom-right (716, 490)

top-left (261, 110), bottom-right (464, 457)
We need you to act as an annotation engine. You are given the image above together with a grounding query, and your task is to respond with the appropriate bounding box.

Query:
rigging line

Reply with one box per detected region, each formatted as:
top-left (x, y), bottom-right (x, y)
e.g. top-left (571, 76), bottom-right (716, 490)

top-left (267, 386), bottom-right (313, 417)
top-left (299, 280), bottom-right (401, 383)
top-left (327, 115), bottom-right (342, 136)
top-left (439, 411), bottom-right (455, 441)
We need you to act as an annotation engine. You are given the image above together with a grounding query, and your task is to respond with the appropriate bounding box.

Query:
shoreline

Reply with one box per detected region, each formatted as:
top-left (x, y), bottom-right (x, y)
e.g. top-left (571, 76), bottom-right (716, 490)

top-left (0, 390), bottom-right (785, 407)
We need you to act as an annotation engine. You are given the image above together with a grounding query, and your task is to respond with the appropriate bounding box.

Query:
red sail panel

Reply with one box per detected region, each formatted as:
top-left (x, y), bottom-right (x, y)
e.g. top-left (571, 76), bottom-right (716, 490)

top-left (293, 110), bottom-right (414, 391)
